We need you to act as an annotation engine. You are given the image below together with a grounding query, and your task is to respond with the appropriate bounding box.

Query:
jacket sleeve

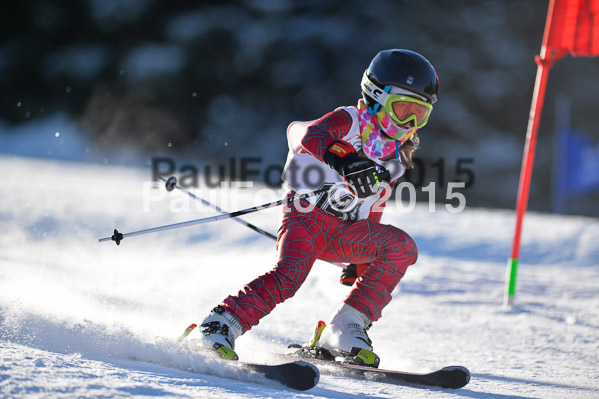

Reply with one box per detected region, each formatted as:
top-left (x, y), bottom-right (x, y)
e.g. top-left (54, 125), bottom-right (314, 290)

top-left (299, 108), bottom-right (354, 161)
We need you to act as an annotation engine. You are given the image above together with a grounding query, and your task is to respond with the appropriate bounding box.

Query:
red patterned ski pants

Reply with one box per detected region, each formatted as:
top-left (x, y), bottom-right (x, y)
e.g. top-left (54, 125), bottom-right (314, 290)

top-left (221, 201), bottom-right (418, 332)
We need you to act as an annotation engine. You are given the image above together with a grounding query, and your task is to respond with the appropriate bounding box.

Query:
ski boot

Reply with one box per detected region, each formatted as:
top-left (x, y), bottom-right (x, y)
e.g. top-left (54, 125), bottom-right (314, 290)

top-left (199, 305), bottom-right (243, 360)
top-left (319, 303), bottom-right (380, 368)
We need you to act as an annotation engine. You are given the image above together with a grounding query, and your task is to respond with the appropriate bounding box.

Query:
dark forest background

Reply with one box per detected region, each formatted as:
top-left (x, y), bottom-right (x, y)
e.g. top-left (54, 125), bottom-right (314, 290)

top-left (1, 0), bottom-right (598, 215)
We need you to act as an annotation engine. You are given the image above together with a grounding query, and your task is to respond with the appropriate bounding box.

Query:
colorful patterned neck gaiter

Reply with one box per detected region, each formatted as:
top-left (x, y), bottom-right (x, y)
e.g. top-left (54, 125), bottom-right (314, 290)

top-left (358, 99), bottom-right (416, 161)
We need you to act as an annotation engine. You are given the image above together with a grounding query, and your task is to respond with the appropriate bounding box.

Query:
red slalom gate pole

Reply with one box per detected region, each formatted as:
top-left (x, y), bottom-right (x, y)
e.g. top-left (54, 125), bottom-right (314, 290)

top-left (504, 57), bottom-right (554, 307)
top-left (505, 0), bottom-right (599, 306)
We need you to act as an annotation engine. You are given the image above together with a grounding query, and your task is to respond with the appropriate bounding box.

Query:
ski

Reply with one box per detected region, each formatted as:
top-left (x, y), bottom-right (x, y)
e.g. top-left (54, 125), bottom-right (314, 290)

top-left (177, 323), bottom-right (319, 391)
top-left (288, 345), bottom-right (470, 389)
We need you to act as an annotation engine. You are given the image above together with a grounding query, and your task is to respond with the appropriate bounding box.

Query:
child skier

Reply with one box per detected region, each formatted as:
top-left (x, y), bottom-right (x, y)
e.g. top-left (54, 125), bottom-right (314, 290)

top-left (198, 49), bottom-right (438, 367)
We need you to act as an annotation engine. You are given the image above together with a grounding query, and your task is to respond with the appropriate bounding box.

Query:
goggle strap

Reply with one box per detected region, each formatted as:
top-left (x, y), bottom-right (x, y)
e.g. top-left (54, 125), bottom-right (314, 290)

top-left (372, 85), bottom-right (392, 114)
top-left (395, 140), bottom-right (402, 165)
top-left (362, 74), bottom-right (392, 108)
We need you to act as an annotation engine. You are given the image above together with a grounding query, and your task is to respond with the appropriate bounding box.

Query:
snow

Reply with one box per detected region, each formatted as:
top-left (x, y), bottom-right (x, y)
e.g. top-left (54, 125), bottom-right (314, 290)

top-left (1, 153), bottom-right (598, 398)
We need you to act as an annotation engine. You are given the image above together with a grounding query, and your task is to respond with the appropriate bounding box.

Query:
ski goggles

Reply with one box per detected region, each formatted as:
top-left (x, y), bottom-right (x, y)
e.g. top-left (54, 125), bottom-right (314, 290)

top-left (361, 73), bottom-right (433, 129)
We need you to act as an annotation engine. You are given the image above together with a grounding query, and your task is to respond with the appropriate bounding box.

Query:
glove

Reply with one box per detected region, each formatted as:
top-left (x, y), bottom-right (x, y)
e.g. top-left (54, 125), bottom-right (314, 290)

top-left (340, 263), bottom-right (370, 286)
top-left (323, 140), bottom-right (390, 198)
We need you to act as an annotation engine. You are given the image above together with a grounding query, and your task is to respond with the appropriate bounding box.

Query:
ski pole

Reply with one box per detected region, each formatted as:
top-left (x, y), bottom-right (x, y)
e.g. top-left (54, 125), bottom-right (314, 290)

top-left (160, 176), bottom-right (346, 268)
top-left (160, 176), bottom-right (277, 241)
top-left (98, 186), bottom-right (329, 245)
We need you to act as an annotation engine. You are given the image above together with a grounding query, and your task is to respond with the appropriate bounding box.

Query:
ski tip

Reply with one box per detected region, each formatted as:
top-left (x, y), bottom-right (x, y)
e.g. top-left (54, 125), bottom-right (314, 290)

top-left (248, 360), bottom-right (320, 391)
top-left (291, 360), bottom-right (320, 390)
top-left (441, 365), bottom-right (471, 386)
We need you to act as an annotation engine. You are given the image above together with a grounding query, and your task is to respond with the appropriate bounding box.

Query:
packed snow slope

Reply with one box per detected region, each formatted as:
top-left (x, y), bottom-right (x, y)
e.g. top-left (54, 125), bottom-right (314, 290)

top-left (1, 154), bottom-right (598, 398)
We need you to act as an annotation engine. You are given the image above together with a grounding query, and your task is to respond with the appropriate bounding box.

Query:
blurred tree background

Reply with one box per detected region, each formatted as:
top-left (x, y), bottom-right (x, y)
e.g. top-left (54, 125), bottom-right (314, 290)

top-left (1, 0), bottom-right (598, 215)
